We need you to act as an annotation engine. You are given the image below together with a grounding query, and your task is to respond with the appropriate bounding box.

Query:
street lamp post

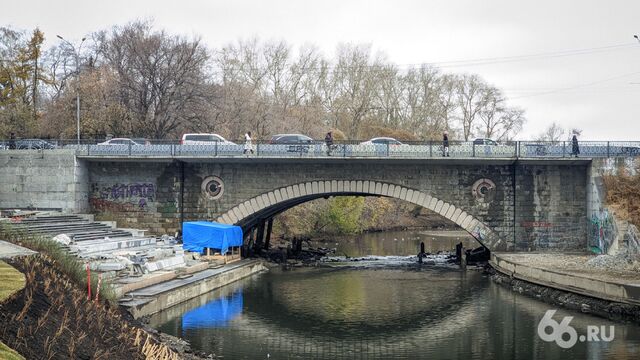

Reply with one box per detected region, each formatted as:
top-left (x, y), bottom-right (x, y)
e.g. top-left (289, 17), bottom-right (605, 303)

top-left (57, 35), bottom-right (86, 144)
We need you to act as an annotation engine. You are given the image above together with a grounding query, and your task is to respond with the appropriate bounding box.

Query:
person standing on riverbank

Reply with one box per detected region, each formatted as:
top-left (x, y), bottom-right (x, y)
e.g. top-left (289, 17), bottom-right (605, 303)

top-left (244, 131), bottom-right (254, 155)
top-left (442, 131), bottom-right (449, 157)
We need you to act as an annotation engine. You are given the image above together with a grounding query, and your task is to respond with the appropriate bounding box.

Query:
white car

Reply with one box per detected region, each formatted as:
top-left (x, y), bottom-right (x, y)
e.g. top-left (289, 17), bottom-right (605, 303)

top-left (359, 137), bottom-right (404, 146)
top-left (180, 133), bottom-right (236, 146)
top-left (98, 138), bottom-right (144, 146)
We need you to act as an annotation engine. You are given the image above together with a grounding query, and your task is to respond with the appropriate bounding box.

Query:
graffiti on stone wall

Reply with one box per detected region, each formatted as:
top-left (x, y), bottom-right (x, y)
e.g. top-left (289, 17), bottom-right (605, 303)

top-left (590, 208), bottom-right (616, 254)
top-left (471, 225), bottom-right (486, 241)
top-left (90, 183), bottom-right (155, 211)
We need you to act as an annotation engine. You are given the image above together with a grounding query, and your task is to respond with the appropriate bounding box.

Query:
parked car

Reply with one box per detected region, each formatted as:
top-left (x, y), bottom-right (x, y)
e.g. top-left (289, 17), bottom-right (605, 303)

top-left (269, 134), bottom-right (316, 153)
top-left (180, 133), bottom-right (236, 146)
top-left (359, 137), bottom-right (404, 146)
top-left (15, 139), bottom-right (57, 149)
top-left (98, 138), bottom-right (144, 146)
top-left (472, 138), bottom-right (499, 146)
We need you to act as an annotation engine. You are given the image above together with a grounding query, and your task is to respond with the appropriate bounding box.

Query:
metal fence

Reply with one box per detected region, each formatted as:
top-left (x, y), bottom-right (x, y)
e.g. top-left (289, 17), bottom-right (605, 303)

top-left (2, 139), bottom-right (640, 159)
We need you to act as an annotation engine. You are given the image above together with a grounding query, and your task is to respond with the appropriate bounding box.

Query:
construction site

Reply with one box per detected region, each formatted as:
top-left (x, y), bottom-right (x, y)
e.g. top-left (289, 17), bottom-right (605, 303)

top-left (0, 210), bottom-right (266, 359)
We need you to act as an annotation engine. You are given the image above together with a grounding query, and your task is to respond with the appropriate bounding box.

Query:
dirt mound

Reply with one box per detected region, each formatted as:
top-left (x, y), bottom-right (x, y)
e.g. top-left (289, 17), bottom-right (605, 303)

top-left (0, 254), bottom-right (180, 360)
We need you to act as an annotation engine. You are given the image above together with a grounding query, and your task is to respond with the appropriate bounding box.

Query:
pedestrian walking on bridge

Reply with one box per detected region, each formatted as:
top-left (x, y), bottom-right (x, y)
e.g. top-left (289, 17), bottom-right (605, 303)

top-left (8, 132), bottom-right (16, 150)
top-left (325, 131), bottom-right (334, 156)
top-left (244, 131), bottom-right (254, 155)
top-left (571, 134), bottom-right (579, 157)
top-left (442, 131), bottom-right (449, 157)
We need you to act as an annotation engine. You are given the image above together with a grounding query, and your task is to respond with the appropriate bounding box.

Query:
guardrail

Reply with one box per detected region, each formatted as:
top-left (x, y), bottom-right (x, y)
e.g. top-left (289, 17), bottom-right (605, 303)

top-left (1, 139), bottom-right (640, 159)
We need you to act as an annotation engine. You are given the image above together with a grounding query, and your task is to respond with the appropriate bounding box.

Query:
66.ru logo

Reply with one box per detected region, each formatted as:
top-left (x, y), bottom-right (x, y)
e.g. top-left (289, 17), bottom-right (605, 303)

top-left (537, 310), bottom-right (615, 348)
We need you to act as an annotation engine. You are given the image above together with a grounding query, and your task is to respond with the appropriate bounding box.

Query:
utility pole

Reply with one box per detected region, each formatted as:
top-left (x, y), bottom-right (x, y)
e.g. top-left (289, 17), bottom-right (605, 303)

top-left (56, 35), bottom-right (86, 144)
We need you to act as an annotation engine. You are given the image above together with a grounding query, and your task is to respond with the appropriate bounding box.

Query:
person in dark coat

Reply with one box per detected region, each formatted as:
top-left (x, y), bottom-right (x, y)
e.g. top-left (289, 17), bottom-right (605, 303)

top-left (571, 134), bottom-right (579, 157)
top-left (8, 132), bottom-right (16, 150)
top-left (325, 131), bottom-right (334, 156)
top-left (442, 131), bottom-right (449, 157)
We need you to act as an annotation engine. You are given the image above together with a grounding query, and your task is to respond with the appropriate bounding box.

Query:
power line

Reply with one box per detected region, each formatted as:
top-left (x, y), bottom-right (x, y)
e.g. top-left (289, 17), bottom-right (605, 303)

top-left (424, 43), bottom-right (638, 68)
top-left (206, 42), bottom-right (640, 73)
top-left (509, 70), bottom-right (640, 99)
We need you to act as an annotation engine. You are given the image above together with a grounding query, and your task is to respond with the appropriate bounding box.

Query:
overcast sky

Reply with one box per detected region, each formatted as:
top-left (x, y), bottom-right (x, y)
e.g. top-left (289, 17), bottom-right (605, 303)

top-left (3, 0), bottom-right (640, 140)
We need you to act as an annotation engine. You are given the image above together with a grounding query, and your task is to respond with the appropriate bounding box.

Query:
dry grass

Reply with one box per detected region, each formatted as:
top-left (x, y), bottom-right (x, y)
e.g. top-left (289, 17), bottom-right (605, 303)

top-left (603, 171), bottom-right (640, 227)
top-left (0, 261), bottom-right (25, 302)
top-left (0, 254), bottom-right (181, 359)
top-left (0, 340), bottom-right (24, 360)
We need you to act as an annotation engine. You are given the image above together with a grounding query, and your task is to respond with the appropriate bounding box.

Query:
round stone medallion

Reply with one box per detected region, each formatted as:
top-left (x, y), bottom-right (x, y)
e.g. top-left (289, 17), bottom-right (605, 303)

top-left (472, 178), bottom-right (496, 203)
top-left (202, 176), bottom-right (225, 200)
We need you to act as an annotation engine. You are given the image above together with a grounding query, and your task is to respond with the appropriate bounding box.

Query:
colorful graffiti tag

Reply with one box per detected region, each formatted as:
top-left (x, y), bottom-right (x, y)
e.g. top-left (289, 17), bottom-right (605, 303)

top-left (90, 183), bottom-right (156, 211)
top-left (471, 225), bottom-right (486, 241)
top-left (590, 208), bottom-right (616, 254)
top-left (91, 183), bottom-right (155, 201)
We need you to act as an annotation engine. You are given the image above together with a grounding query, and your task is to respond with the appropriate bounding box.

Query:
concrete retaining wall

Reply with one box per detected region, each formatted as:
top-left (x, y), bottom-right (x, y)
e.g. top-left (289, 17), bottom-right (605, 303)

top-left (491, 253), bottom-right (640, 305)
top-left (125, 260), bottom-right (267, 318)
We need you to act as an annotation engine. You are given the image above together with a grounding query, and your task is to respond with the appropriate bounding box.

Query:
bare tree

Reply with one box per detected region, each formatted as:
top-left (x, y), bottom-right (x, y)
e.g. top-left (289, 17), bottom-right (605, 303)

top-left (456, 74), bottom-right (491, 141)
top-left (332, 44), bottom-right (378, 138)
top-left (477, 87), bottom-right (524, 141)
top-left (98, 21), bottom-right (211, 139)
top-left (536, 122), bottom-right (566, 142)
top-left (2, 26), bottom-right (530, 143)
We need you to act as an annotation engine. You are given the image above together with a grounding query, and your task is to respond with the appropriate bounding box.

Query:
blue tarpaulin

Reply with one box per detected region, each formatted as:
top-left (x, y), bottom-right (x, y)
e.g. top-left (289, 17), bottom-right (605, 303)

top-left (182, 221), bottom-right (243, 255)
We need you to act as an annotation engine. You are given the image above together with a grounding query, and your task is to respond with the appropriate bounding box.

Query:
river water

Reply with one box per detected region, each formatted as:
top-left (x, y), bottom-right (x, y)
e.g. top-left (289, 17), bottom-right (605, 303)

top-left (150, 231), bottom-right (640, 359)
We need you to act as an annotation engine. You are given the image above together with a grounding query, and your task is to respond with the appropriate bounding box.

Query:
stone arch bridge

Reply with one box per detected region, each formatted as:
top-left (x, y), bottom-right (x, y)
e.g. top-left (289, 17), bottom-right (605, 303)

top-left (80, 156), bottom-right (590, 252)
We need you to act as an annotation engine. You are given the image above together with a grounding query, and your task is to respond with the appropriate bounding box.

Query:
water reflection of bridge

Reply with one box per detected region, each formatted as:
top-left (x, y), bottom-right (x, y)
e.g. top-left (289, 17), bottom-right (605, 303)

top-left (150, 268), bottom-right (639, 359)
top-left (152, 269), bottom-right (488, 358)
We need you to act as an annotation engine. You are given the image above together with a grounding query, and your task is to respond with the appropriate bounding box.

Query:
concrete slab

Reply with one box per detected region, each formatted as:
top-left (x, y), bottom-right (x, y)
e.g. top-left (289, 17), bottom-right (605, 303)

top-left (128, 260), bottom-right (258, 297)
top-left (122, 260), bottom-right (268, 318)
top-left (491, 253), bottom-right (640, 306)
top-left (0, 240), bottom-right (37, 258)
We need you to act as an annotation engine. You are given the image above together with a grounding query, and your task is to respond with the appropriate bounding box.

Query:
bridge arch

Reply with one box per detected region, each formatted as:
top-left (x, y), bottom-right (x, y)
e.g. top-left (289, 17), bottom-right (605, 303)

top-left (215, 180), bottom-right (504, 250)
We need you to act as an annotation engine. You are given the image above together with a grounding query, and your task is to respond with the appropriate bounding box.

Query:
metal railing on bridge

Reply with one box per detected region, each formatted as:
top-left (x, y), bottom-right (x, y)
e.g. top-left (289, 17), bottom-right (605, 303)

top-left (1, 139), bottom-right (640, 159)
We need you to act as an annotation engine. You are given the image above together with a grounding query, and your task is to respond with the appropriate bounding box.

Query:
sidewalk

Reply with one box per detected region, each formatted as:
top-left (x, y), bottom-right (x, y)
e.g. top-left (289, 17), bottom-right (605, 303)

top-left (491, 252), bottom-right (640, 305)
top-left (0, 240), bottom-right (37, 259)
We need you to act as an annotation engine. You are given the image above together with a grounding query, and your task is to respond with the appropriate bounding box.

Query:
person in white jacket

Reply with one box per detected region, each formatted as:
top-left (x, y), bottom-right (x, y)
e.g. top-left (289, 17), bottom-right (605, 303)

top-left (243, 131), bottom-right (254, 155)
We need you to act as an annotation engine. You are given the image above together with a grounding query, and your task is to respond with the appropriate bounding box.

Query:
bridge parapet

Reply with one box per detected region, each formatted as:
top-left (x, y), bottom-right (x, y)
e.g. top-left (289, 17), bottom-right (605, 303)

top-left (3, 139), bottom-right (637, 159)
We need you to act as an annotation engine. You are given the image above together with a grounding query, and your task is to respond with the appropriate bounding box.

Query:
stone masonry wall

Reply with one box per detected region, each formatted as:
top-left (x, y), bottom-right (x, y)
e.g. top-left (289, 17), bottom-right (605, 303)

top-left (87, 161), bottom-right (181, 235)
top-left (514, 164), bottom-right (588, 250)
top-left (81, 159), bottom-right (590, 252)
top-left (0, 150), bottom-right (88, 212)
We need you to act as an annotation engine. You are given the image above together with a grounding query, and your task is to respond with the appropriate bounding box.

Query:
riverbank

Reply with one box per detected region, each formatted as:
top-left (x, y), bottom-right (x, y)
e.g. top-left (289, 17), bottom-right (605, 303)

top-left (0, 254), bottom-right (189, 359)
top-left (490, 252), bottom-right (640, 323)
top-left (0, 260), bottom-right (26, 360)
